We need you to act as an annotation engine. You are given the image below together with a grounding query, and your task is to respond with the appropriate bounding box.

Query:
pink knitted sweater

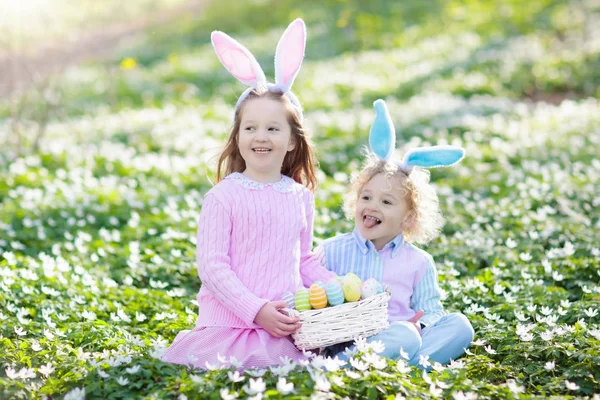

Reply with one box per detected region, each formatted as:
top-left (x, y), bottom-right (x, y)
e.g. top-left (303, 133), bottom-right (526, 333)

top-left (194, 172), bottom-right (335, 329)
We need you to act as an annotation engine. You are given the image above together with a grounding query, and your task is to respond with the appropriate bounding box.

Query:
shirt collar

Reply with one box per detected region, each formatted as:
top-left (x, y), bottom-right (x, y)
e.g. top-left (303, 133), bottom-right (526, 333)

top-left (352, 227), bottom-right (405, 257)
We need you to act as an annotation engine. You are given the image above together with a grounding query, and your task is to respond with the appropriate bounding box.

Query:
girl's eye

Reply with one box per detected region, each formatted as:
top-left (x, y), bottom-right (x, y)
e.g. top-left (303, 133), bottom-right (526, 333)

top-left (245, 126), bottom-right (255, 131)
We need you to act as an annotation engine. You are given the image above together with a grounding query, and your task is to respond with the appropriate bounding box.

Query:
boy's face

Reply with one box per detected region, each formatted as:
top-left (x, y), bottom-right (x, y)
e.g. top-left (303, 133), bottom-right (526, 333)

top-left (355, 173), bottom-right (412, 250)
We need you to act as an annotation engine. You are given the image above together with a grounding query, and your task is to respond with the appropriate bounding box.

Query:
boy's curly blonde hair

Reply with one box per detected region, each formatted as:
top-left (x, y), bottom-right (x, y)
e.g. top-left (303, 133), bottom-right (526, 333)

top-left (343, 153), bottom-right (444, 245)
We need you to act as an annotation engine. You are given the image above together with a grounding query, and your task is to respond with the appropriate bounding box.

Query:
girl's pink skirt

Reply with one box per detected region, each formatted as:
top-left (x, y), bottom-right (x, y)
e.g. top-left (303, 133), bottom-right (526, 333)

top-left (161, 326), bottom-right (308, 369)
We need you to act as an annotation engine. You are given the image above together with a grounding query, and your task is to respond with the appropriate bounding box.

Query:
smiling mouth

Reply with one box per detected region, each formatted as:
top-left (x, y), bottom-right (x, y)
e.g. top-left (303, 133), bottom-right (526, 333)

top-left (253, 148), bottom-right (272, 154)
top-left (363, 215), bottom-right (381, 228)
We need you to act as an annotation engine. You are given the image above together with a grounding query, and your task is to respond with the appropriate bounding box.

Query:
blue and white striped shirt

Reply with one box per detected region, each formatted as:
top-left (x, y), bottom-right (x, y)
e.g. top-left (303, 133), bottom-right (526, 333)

top-left (315, 227), bottom-right (445, 326)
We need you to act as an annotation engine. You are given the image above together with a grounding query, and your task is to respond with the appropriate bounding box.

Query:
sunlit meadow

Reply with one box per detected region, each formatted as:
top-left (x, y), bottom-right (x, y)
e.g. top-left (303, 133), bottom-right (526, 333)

top-left (0, 0), bottom-right (599, 399)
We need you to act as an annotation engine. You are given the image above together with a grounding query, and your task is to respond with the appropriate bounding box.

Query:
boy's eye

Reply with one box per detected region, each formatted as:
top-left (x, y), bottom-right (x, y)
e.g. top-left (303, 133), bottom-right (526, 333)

top-left (268, 127), bottom-right (279, 132)
top-left (361, 196), bottom-right (370, 200)
top-left (383, 200), bottom-right (392, 205)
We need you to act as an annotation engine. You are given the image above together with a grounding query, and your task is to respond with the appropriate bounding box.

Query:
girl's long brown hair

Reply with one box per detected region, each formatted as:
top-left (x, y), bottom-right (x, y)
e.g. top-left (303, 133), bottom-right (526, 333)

top-left (216, 89), bottom-right (318, 191)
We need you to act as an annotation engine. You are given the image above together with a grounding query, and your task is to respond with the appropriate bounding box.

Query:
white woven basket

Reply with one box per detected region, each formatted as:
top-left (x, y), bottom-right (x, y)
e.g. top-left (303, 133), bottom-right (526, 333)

top-left (287, 291), bottom-right (391, 350)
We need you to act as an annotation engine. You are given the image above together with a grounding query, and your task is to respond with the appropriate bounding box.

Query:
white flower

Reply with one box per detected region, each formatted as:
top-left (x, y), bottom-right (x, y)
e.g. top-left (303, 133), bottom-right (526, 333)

top-left (38, 363), bottom-right (55, 377)
top-left (584, 308), bottom-right (598, 318)
top-left (31, 342), bottom-right (42, 352)
top-left (97, 369), bottom-right (109, 378)
top-left (245, 368), bottom-right (266, 377)
top-left (519, 332), bottom-right (534, 342)
top-left (453, 391), bottom-right (478, 400)
top-left (418, 355), bottom-right (431, 369)
top-left (228, 370), bottom-right (245, 383)
top-left (560, 299), bottom-right (571, 308)
top-left (125, 365), bottom-right (140, 374)
top-left (342, 346), bottom-right (359, 359)
top-left (589, 329), bottom-right (600, 340)
top-left (135, 312), bottom-right (147, 322)
top-left (14, 326), bottom-right (27, 336)
top-left (349, 357), bottom-right (369, 371)
top-left (565, 380), bottom-right (580, 391)
top-left (397, 360), bottom-right (411, 374)
top-left (314, 374), bottom-right (331, 392)
top-left (323, 356), bottom-right (346, 372)
top-left (399, 347), bottom-right (410, 360)
top-left (484, 345), bottom-right (496, 355)
top-left (471, 339), bottom-right (486, 346)
top-left (353, 337), bottom-right (368, 352)
top-left (243, 378), bottom-right (266, 395)
top-left (276, 377), bottom-right (294, 395)
top-left (429, 384), bottom-right (443, 397)
top-left (81, 310), bottom-right (96, 321)
top-left (448, 359), bottom-right (465, 369)
top-left (506, 379), bottom-right (524, 394)
top-left (63, 387), bottom-right (86, 400)
top-left (539, 306), bottom-right (553, 316)
top-left (527, 304), bottom-right (537, 313)
top-left (220, 388), bottom-right (238, 400)
top-left (362, 352), bottom-right (386, 369)
top-left (540, 331), bottom-right (554, 341)
top-left (519, 252), bottom-right (532, 262)
top-left (368, 340), bottom-right (386, 354)
top-left (204, 361), bottom-right (220, 371)
top-left (345, 370), bottom-right (361, 379)
top-left (116, 376), bottom-right (129, 386)
top-left (229, 356), bottom-right (243, 369)
top-left (544, 361), bottom-right (556, 371)
top-left (514, 311), bottom-right (529, 321)
top-left (5, 367), bottom-right (19, 379)
top-left (505, 238), bottom-right (517, 249)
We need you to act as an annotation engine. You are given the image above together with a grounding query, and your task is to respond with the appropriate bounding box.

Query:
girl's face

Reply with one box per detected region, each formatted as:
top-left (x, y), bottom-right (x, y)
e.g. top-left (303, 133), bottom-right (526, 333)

top-left (355, 173), bottom-right (413, 250)
top-left (238, 97), bottom-right (295, 182)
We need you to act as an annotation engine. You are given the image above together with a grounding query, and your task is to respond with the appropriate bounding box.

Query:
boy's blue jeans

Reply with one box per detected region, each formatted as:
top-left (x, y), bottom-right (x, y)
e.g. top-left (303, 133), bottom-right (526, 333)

top-left (325, 313), bottom-right (474, 367)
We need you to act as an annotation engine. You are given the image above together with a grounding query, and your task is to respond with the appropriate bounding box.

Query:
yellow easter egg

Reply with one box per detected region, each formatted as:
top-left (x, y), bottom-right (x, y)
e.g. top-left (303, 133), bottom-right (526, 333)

top-left (343, 281), bottom-right (361, 302)
top-left (345, 272), bottom-right (362, 286)
top-left (309, 284), bottom-right (328, 309)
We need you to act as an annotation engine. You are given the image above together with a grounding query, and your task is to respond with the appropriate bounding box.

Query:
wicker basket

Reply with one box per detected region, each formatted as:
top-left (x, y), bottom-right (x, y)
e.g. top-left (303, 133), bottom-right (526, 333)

top-left (286, 291), bottom-right (391, 350)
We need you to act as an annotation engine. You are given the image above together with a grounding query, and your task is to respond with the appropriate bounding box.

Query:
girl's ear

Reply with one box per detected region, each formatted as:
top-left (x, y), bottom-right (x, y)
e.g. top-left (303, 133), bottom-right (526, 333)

top-left (211, 31), bottom-right (267, 87)
top-left (287, 135), bottom-right (296, 152)
top-left (274, 18), bottom-right (306, 92)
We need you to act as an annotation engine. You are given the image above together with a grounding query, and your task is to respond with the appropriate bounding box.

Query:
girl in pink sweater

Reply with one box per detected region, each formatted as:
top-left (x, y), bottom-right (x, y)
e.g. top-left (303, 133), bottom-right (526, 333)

top-left (161, 19), bottom-right (336, 370)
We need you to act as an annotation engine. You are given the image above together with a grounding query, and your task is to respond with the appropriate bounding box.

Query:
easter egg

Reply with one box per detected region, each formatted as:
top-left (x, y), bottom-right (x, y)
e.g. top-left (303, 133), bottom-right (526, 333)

top-left (376, 282), bottom-right (384, 294)
top-left (361, 278), bottom-right (379, 299)
top-left (309, 284), bottom-right (327, 309)
top-left (313, 280), bottom-right (326, 290)
top-left (345, 272), bottom-right (362, 286)
top-left (326, 282), bottom-right (345, 306)
top-left (281, 291), bottom-right (295, 309)
top-left (343, 281), bottom-right (361, 302)
top-left (295, 288), bottom-right (311, 311)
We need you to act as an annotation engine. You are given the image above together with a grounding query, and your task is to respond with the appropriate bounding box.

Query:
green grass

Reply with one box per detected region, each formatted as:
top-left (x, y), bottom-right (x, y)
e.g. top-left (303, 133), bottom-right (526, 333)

top-left (0, 0), bottom-right (599, 398)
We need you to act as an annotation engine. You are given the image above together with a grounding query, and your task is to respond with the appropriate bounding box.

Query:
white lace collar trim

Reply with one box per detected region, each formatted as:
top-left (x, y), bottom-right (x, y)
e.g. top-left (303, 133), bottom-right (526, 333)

top-left (225, 172), bottom-right (295, 193)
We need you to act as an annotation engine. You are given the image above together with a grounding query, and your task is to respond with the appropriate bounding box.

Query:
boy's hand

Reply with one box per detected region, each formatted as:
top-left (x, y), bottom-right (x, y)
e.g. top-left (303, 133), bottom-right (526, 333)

top-left (408, 310), bottom-right (425, 333)
top-left (254, 301), bottom-right (301, 338)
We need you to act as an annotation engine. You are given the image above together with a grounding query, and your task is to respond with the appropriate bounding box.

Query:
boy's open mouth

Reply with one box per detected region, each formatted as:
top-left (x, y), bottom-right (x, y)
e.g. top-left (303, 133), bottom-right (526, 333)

top-left (363, 215), bottom-right (381, 228)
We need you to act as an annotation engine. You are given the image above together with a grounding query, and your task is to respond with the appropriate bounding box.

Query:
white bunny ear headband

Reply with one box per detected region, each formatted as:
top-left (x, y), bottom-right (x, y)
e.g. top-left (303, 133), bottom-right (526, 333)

top-left (369, 99), bottom-right (466, 172)
top-left (211, 18), bottom-right (306, 120)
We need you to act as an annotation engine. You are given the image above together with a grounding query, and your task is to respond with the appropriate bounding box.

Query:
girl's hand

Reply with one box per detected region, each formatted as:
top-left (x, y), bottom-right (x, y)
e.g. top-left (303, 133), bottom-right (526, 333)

top-left (254, 301), bottom-right (301, 338)
top-left (408, 310), bottom-right (425, 334)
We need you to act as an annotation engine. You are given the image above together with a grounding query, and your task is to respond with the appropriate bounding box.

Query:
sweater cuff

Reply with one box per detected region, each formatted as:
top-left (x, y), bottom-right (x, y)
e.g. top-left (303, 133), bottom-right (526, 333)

top-left (238, 292), bottom-right (270, 326)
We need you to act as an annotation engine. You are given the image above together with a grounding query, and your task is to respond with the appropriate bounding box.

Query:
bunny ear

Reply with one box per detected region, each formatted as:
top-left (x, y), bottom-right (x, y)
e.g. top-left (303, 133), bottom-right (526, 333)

top-left (211, 31), bottom-right (266, 87)
top-left (403, 146), bottom-right (465, 168)
top-left (369, 99), bottom-right (396, 161)
top-left (274, 18), bottom-right (306, 92)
